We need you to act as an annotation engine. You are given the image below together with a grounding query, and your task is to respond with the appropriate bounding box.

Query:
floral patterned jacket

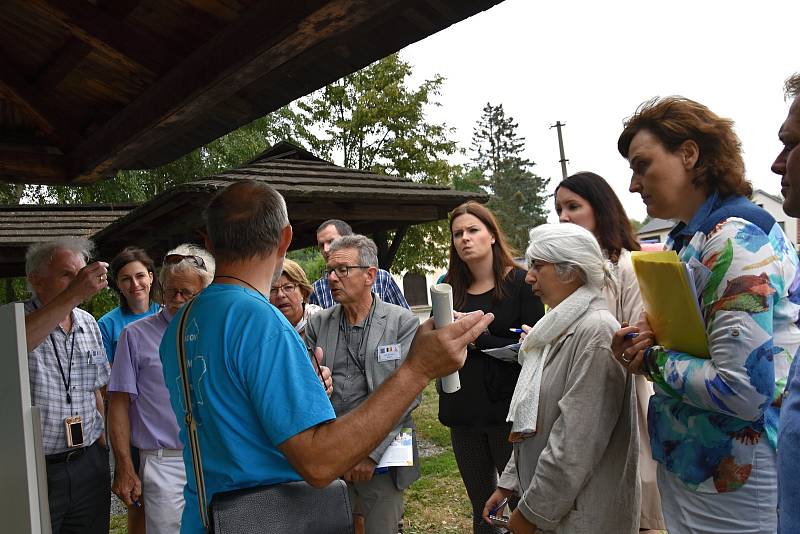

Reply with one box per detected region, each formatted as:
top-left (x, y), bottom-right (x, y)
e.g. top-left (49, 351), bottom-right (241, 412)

top-left (648, 192), bottom-right (800, 493)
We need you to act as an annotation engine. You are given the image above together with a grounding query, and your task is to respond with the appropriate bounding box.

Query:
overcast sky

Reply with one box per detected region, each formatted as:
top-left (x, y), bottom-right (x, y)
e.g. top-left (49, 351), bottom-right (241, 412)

top-left (401, 0), bottom-right (799, 223)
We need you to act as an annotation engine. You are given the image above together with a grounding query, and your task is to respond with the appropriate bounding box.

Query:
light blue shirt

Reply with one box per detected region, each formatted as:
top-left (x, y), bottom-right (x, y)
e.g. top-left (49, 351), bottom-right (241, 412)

top-left (160, 283), bottom-right (336, 533)
top-left (98, 303), bottom-right (160, 363)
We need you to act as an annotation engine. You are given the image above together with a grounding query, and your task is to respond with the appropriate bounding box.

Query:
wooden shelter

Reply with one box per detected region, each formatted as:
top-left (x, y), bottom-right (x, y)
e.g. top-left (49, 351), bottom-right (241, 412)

top-left (0, 203), bottom-right (134, 277)
top-left (92, 141), bottom-right (486, 269)
top-left (0, 0), bottom-right (502, 185)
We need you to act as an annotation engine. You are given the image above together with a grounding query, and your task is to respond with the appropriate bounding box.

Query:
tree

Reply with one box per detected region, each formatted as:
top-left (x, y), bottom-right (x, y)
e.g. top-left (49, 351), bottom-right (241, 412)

top-left (296, 53), bottom-right (459, 273)
top-left (470, 103), bottom-right (549, 252)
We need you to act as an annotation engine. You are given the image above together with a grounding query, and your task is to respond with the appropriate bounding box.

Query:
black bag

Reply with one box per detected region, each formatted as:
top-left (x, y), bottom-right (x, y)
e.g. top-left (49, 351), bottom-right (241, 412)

top-left (177, 298), bottom-right (354, 534)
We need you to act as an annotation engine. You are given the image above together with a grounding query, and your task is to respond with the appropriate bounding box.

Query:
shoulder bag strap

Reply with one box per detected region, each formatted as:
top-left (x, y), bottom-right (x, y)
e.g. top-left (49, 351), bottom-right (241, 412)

top-left (175, 298), bottom-right (210, 531)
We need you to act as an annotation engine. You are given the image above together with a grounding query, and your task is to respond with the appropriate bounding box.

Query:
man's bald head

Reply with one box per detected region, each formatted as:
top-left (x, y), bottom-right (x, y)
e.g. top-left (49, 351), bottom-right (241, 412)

top-left (204, 180), bottom-right (289, 262)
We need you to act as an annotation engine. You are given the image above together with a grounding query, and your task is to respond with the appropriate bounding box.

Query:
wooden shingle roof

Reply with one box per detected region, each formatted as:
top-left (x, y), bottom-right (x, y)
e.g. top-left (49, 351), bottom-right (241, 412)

top-left (93, 141), bottom-right (486, 266)
top-left (0, 203), bottom-right (135, 277)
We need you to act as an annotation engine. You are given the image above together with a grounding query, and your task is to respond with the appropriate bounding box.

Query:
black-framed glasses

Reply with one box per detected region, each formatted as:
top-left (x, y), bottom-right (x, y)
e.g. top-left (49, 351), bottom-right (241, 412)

top-left (270, 283), bottom-right (298, 296)
top-left (163, 253), bottom-right (207, 271)
top-left (323, 265), bottom-right (370, 279)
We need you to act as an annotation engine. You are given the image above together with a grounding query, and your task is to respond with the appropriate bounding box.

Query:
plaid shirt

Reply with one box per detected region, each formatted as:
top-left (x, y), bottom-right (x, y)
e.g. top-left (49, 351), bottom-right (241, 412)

top-left (309, 268), bottom-right (409, 309)
top-left (25, 299), bottom-right (110, 454)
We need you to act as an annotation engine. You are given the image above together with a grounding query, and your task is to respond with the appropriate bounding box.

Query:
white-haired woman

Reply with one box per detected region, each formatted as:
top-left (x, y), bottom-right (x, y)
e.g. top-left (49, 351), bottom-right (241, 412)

top-left (482, 224), bottom-right (639, 534)
top-left (108, 244), bottom-right (214, 534)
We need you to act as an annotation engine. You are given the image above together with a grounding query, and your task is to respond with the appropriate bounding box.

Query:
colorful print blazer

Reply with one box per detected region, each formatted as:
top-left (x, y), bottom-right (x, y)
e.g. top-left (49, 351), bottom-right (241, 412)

top-left (648, 193), bottom-right (800, 493)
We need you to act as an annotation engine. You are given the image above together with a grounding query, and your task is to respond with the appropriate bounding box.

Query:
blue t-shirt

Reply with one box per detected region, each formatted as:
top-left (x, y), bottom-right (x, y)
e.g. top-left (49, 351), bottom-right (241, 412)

top-left (159, 283), bottom-right (336, 534)
top-left (98, 303), bottom-right (160, 363)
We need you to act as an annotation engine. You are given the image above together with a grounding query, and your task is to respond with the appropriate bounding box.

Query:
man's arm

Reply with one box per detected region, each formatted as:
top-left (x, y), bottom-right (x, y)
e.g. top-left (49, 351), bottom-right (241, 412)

top-left (108, 392), bottom-right (141, 506)
top-left (279, 311), bottom-right (493, 487)
top-left (25, 261), bottom-right (108, 351)
top-left (380, 270), bottom-right (410, 309)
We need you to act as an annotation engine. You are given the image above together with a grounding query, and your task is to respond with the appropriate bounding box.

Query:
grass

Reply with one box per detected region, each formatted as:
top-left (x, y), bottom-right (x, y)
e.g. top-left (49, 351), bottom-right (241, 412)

top-left (109, 383), bottom-right (474, 533)
top-left (404, 383), bottom-right (473, 533)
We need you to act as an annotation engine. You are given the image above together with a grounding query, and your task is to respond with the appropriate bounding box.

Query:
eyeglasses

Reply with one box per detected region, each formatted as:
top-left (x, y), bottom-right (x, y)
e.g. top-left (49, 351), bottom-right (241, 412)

top-left (163, 288), bottom-right (198, 300)
top-left (270, 283), bottom-right (298, 296)
top-left (323, 265), bottom-right (370, 279)
top-left (163, 254), bottom-right (207, 271)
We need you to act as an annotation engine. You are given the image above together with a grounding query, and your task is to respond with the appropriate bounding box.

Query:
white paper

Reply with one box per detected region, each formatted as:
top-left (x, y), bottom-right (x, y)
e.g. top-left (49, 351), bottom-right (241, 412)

top-left (429, 283), bottom-right (461, 393)
top-left (377, 428), bottom-right (414, 468)
top-left (482, 343), bottom-right (522, 364)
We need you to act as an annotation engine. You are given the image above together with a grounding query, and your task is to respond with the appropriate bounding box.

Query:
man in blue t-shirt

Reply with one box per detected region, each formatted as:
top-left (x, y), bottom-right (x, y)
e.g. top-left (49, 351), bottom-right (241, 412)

top-left (160, 180), bottom-right (494, 533)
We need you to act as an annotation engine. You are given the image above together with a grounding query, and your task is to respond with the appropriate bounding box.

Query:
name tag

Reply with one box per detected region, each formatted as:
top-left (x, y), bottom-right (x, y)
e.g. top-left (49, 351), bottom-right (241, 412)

top-left (377, 344), bottom-right (401, 362)
top-left (89, 349), bottom-right (106, 365)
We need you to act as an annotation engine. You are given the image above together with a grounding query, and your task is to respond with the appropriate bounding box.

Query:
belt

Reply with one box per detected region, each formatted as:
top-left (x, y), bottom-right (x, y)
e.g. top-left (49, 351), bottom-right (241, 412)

top-left (139, 448), bottom-right (183, 458)
top-left (46, 442), bottom-right (96, 465)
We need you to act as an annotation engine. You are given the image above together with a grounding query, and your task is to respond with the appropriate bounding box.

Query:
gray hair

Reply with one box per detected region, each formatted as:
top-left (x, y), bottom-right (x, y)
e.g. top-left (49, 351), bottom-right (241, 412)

top-left (26, 237), bottom-right (94, 277)
top-left (328, 234), bottom-right (379, 268)
top-left (25, 237), bottom-right (95, 297)
top-left (159, 244), bottom-right (215, 288)
top-left (785, 73), bottom-right (800, 100)
top-left (204, 180), bottom-right (289, 262)
top-left (526, 223), bottom-right (614, 290)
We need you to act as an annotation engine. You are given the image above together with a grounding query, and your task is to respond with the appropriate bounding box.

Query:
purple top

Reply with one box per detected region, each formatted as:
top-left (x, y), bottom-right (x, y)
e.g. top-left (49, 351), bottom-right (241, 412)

top-left (108, 308), bottom-right (182, 450)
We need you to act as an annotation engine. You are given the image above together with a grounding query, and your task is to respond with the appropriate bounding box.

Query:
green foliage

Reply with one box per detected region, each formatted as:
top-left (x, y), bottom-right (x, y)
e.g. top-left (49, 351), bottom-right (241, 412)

top-left (287, 247), bottom-right (326, 282)
top-left (296, 54), bottom-right (459, 272)
top-left (629, 218), bottom-right (644, 232)
top-left (0, 277), bottom-right (27, 304)
top-left (470, 103), bottom-right (550, 251)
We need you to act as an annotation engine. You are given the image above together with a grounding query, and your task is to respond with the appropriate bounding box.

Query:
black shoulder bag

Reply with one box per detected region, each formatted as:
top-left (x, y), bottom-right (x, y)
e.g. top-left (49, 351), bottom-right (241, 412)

top-left (176, 298), bottom-right (354, 534)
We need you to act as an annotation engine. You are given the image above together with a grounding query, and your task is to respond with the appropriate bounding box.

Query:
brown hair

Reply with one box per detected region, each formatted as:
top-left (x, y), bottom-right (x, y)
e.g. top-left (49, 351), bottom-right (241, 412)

top-left (445, 201), bottom-right (520, 309)
top-left (279, 259), bottom-right (313, 302)
top-left (617, 96), bottom-right (751, 198)
top-left (109, 247), bottom-right (158, 312)
top-left (555, 172), bottom-right (640, 262)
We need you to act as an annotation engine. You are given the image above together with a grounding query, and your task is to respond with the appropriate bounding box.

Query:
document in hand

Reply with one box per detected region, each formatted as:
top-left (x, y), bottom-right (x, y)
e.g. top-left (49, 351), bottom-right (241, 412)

top-left (630, 250), bottom-right (710, 358)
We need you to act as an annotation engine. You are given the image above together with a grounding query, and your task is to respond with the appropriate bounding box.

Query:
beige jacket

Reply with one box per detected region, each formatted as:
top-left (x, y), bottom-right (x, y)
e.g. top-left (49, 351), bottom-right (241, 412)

top-left (603, 249), bottom-right (665, 530)
top-left (498, 295), bottom-right (639, 533)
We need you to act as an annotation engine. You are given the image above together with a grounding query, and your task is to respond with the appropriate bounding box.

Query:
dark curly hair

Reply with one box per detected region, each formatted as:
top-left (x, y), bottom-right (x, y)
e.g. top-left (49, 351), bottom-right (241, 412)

top-left (617, 96), bottom-right (751, 198)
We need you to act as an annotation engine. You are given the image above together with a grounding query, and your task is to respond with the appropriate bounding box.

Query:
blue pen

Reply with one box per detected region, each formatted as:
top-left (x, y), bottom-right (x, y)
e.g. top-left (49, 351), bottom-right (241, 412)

top-left (623, 332), bottom-right (639, 340)
top-left (509, 328), bottom-right (524, 334)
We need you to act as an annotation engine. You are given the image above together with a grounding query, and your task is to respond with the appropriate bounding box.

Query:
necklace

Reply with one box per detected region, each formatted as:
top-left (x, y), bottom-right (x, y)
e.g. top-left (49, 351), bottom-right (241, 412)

top-left (214, 275), bottom-right (267, 300)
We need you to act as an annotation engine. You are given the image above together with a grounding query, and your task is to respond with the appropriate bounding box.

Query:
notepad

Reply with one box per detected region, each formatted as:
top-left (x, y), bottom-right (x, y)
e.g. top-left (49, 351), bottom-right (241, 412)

top-left (630, 251), bottom-right (710, 358)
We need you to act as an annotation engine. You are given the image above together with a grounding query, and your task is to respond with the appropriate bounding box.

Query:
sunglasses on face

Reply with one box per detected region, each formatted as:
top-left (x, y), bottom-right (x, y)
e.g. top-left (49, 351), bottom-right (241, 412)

top-left (163, 253), bottom-right (207, 271)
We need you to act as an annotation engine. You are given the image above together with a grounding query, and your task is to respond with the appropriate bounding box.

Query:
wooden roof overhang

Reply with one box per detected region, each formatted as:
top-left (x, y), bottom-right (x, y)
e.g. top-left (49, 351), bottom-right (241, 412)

top-left (0, 203), bottom-right (135, 277)
top-left (0, 0), bottom-right (502, 186)
top-left (92, 142), bottom-right (487, 269)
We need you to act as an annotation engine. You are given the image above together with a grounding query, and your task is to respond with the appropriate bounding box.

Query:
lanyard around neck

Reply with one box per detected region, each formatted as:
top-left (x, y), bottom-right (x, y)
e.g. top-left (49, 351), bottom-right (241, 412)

top-left (50, 332), bottom-right (76, 405)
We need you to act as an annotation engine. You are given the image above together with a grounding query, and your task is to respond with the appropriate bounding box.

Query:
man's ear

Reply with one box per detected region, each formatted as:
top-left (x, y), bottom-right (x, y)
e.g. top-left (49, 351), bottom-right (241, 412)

top-left (365, 266), bottom-right (378, 287)
top-left (277, 225), bottom-right (293, 256)
top-left (679, 140), bottom-right (700, 170)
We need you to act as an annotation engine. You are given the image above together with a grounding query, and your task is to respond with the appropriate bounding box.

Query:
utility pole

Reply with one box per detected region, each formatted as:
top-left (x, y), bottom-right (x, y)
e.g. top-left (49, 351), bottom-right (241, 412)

top-left (550, 121), bottom-right (568, 180)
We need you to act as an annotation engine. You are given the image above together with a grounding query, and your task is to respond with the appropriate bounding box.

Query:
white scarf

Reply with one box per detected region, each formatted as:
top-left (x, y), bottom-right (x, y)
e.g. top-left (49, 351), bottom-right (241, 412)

top-left (506, 285), bottom-right (599, 436)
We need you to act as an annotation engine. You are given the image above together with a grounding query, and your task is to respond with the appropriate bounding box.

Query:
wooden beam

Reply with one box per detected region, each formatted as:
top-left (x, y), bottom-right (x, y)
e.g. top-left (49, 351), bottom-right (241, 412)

top-left (0, 146), bottom-right (69, 184)
top-left (28, 0), bottom-right (175, 76)
top-left (34, 37), bottom-right (92, 90)
top-left (0, 47), bottom-right (80, 151)
top-left (69, 0), bottom-right (404, 183)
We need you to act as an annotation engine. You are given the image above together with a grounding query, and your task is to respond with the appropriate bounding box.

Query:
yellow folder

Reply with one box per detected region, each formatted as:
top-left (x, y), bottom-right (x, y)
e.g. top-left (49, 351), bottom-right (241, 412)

top-left (630, 251), bottom-right (709, 358)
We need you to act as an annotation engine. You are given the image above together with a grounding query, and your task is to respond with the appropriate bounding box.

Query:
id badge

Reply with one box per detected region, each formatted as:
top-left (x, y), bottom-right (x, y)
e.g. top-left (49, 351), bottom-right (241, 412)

top-left (64, 415), bottom-right (84, 448)
top-left (377, 344), bottom-right (401, 362)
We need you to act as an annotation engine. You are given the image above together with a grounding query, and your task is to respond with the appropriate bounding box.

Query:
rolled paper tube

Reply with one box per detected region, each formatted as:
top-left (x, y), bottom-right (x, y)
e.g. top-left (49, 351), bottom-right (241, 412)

top-left (429, 283), bottom-right (462, 393)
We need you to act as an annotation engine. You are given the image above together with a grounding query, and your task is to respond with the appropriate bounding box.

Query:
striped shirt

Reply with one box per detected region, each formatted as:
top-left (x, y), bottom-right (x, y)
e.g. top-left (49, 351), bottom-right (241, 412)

top-left (25, 299), bottom-right (110, 454)
top-left (309, 269), bottom-right (409, 309)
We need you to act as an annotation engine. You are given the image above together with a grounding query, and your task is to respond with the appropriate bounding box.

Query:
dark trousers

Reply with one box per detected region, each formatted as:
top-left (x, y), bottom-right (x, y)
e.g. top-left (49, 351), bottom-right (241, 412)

top-left (46, 441), bottom-right (111, 534)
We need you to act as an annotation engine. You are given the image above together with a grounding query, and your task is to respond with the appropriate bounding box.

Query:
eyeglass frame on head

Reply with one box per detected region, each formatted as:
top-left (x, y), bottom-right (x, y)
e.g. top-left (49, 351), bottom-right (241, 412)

top-left (322, 265), bottom-right (371, 279)
top-left (269, 282), bottom-right (298, 296)
top-left (163, 253), bottom-right (207, 271)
